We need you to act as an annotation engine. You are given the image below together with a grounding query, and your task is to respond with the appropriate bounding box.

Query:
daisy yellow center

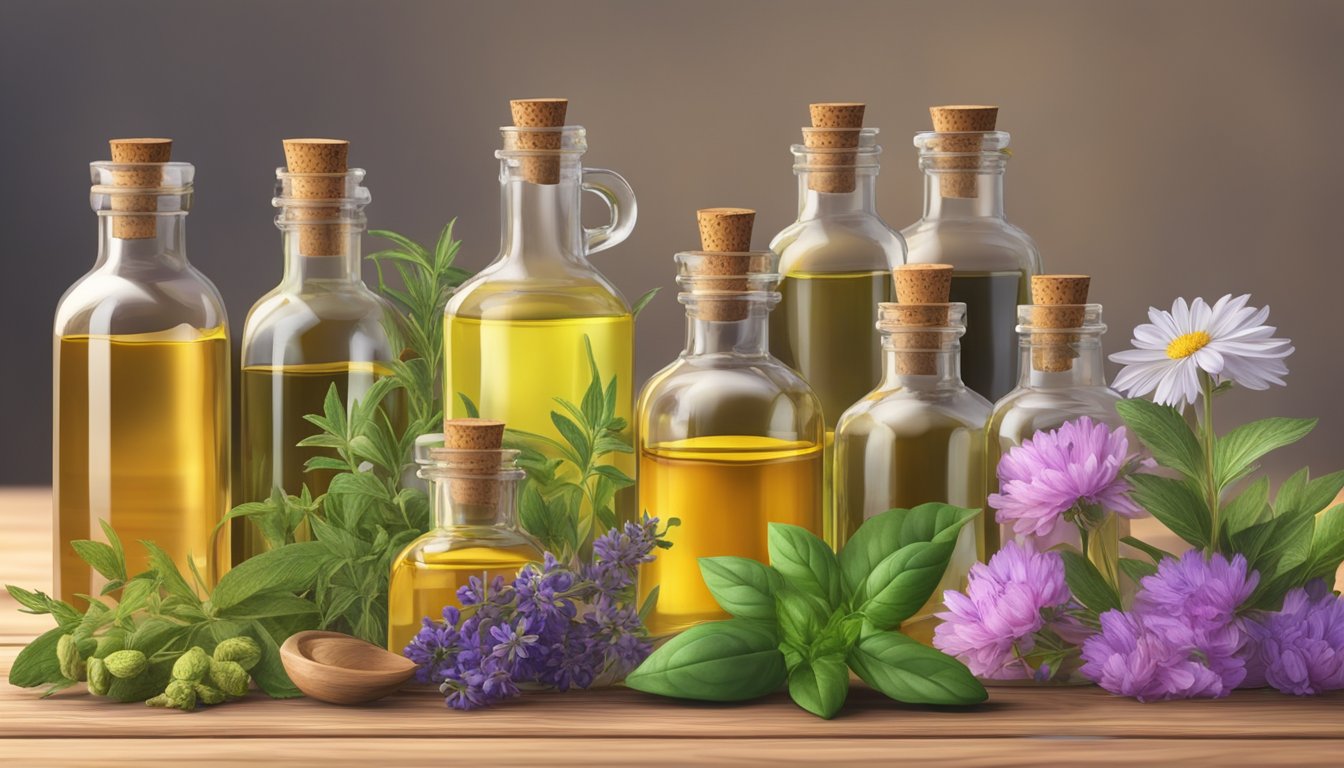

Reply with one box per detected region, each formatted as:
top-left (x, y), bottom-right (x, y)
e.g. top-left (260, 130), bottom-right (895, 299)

top-left (1166, 330), bottom-right (1212, 360)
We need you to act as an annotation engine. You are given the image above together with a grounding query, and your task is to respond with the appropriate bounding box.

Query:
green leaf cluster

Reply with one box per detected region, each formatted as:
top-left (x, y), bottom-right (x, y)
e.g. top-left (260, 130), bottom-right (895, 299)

top-left (625, 504), bottom-right (987, 718)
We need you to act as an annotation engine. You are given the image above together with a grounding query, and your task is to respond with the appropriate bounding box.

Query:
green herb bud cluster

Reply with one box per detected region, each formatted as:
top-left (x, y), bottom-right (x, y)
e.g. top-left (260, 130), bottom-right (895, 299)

top-left (146, 639), bottom-right (261, 712)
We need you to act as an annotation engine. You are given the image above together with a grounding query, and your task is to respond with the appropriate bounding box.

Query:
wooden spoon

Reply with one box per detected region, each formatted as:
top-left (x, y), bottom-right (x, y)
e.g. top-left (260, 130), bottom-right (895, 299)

top-left (280, 630), bottom-right (418, 705)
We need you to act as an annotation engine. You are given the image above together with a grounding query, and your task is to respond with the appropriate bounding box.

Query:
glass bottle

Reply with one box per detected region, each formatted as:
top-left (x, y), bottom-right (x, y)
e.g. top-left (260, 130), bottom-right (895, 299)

top-left (445, 107), bottom-right (637, 554)
top-left (388, 424), bottom-right (543, 653)
top-left (54, 139), bottom-right (229, 602)
top-left (834, 301), bottom-right (989, 645)
top-left (986, 302), bottom-right (1124, 573)
top-left (771, 116), bottom-right (906, 547)
top-left (902, 108), bottom-right (1042, 403)
top-left (236, 141), bottom-right (402, 562)
top-left (637, 213), bottom-right (825, 637)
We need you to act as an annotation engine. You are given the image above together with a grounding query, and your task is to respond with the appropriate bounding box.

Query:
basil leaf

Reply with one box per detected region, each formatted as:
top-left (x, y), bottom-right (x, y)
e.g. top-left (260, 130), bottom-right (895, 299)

top-left (625, 619), bottom-right (786, 702)
top-left (787, 655), bottom-right (849, 719)
top-left (1214, 417), bottom-right (1316, 489)
top-left (840, 504), bottom-right (980, 602)
top-left (776, 586), bottom-right (829, 651)
top-left (1115, 399), bottom-right (1206, 483)
top-left (1060, 551), bottom-right (1122, 615)
top-left (848, 505), bottom-right (980, 629)
top-left (847, 629), bottom-right (986, 706)
top-left (699, 556), bottom-right (784, 622)
top-left (767, 523), bottom-right (841, 607)
top-left (7, 627), bottom-right (66, 688)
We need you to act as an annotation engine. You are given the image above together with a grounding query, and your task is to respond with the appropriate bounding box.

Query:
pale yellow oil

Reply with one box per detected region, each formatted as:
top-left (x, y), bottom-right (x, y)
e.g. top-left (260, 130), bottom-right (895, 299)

top-left (55, 327), bottom-right (230, 602)
top-left (387, 543), bottom-right (539, 652)
top-left (637, 436), bottom-right (824, 637)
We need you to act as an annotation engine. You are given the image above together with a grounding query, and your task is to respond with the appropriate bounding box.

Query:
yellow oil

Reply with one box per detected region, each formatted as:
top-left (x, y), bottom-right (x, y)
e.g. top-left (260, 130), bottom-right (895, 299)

top-left (55, 327), bottom-right (230, 602)
top-left (387, 543), bottom-right (539, 652)
top-left (637, 436), bottom-right (824, 637)
top-left (235, 361), bottom-right (397, 562)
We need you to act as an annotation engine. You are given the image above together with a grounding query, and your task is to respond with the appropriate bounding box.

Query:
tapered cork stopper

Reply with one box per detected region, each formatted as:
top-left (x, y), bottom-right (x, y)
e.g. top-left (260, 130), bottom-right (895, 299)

top-left (433, 418), bottom-right (507, 514)
top-left (804, 102), bottom-right (865, 194)
top-left (283, 139), bottom-right (349, 258)
top-left (692, 208), bottom-right (755, 322)
top-left (929, 105), bottom-right (998, 199)
top-left (109, 138), bottom-right (172, 239)
top-left (892, 264), bottom-right (954, 375)
top-left (1030, 274), bottom-right (1091, 373)
top-left (509, 98), bottom-right (568, 185)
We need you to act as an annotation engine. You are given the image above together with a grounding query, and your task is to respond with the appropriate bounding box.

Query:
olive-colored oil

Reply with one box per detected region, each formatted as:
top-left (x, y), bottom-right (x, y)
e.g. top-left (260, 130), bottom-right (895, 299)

top-left (637, 436), bottom-right (823, 637)
top-left (55, 328), bottom-right (229, 603)
top-left (948, 270), bottom-right (1028, 402)
top-left (387, 543), bottom-right (538, 652)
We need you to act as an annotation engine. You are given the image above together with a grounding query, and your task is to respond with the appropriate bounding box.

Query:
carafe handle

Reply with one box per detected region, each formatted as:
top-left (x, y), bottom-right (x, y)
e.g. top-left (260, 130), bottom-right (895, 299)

top-left (581, 168), bottom-right (637, 256)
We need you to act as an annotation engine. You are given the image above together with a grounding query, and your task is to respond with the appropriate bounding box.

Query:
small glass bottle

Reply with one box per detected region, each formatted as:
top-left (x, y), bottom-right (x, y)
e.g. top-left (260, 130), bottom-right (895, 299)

top-left (902, 106), bottom-right (1042, 404)
top-left (236, 140), bottom-right (402, 562)
top-left (770, 103), bottom-right (906, 547)
top-left (54, 139), bottom-right (229, 602)
top-left (986, 276), bottom-right (1124, 574)
top-left (637, 209), bottom-right (825, 637)
top-left (445, 99), bottom-right (637, 550)
top-left (834, 265), bottom-right (989, 646)
top-left (388, 419), bottom-right (544, 653)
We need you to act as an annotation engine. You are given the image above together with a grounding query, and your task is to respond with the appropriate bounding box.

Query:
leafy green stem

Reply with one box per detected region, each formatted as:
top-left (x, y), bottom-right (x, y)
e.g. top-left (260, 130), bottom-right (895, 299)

top-left (1200, 372), bottom-right (1219, 554)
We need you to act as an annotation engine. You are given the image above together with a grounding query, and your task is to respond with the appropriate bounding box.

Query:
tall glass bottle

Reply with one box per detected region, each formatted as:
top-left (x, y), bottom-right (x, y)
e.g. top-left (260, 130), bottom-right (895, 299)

top-left (54, 139), bottom-right (229, 602)
top-left (637, 209), bottom-right (825, 637)
top-left (771, 104), bottom-right (906, 547)
top-left (445, 99), bottom-right (637, 552)
top-left (986, 277), bottom-right (1124, 572)
top-left (388, 419), bottom-right (543, 653)
top-left (834, 290), bottom-right (989, 646)
top-left (902, 106), bottom-right (1042, 403)
top-left (236, 140), bottom-right (402, 562)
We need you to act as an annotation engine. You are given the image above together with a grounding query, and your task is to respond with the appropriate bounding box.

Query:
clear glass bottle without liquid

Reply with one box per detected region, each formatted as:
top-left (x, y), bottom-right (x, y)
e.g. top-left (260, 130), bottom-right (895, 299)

top-left (55, 154), bottom-right (230, 602)
top-left (388, 442), bottom-right (544, 653)
top-left (771, 127), bottom-right (906, 546)
top-left (637, 251), bottom-right (825, 637)
top-left (834, 303), bottom-right (988, 645)
top-left (986, 304), bottom-right (1124, 576)
top-left (444, 125), bottom-right (637, 552)
top-left (236, 165), bottom-right (402, 563)
top-left (902, 130), bottom-right (1042, 403)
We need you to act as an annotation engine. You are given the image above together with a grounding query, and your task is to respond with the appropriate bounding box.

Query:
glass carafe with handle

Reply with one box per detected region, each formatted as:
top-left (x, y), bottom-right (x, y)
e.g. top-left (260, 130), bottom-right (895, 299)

top-left (444, 100), bottom-right (637, 560)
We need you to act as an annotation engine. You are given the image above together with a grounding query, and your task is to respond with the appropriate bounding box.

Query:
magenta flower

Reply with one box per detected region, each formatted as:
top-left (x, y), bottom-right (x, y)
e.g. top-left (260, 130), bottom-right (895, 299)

top-left (1243, 581), bottom-right (1344, 695)
top-left (1081, 610), bottom-right (1227, 702)
top-left (989, 417), bottom-right (1145, 539)
top-left (933, 541), bottom-right (1073, 680)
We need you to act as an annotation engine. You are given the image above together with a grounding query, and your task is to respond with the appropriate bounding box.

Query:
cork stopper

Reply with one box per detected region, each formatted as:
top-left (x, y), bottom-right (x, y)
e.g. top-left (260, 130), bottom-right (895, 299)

top-left (109, 138), bottom-right (172, 239)
top-left (434, 418), bottom-right (506, 512)
top-left (509, 98), bottom-right (568, 185)
top-left (892, 264), bottom-right (954, 375)
top-left (691, 208), bottom-right (755, 322)
top-left (929, 105), bottom-right (999, 199)
top-left (1030, 274), bottom-right (1091, 373)
top-left (804, 102), bottom-right (865, 194)
top-left (283, 139), bottom-right (350, 258)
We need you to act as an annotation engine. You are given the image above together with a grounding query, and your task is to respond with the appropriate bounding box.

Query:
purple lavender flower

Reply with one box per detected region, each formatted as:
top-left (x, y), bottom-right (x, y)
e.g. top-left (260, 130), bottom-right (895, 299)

top-left (1081, 610), bottom-right (1226, 702)
top-left (403, 614), bottom-right (462, 685)
top-left (490, 618), bottom-right (542, 668)
top-left (1243, 580), bottom-right (1344, 695)
top-left (989, 417), bottom-right (1145, 539)
top-left (933, 541), bottom-right (1073, 680)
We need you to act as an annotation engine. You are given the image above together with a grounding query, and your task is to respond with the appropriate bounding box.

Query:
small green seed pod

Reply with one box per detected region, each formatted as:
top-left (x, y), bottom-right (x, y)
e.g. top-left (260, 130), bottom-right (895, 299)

top-left (103, 650), bottom-right (148, 679)
top-left (171, 647), bottom-right (210, 682)
top-left (209, 659), bottom-right (250, 698)
top-left (86, 658), bottom-right (110, 696)
top-left (56, 634), bottom-right (85, 682)
top-left (213, 637), bottom-right (262, 671)
top-left (164, 679), bottom-right (198, 711)
top-left (194, 683), bottom-right (227, 706)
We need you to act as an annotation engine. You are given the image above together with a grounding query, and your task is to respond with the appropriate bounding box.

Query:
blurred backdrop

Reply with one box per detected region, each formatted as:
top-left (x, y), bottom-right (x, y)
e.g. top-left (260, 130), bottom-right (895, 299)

top-left (2, 0), bottom-right (1341, 485)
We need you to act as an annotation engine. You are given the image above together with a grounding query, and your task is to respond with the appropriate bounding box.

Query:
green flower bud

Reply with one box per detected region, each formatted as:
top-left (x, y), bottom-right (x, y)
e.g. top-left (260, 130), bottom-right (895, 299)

top-left (164, 679), bottom-right (198, 711)
top-left (194, 683), bottom-right (227, 705)
top-left (213, 637), bottom-right (262, 671)
top-left (171, 647), bottom-right (210, 682)
top-left (103, 650), bottom-right (148, 679)
top-left (209, 659), bottom-right (250, 698)
top-left (94, 634), bottom-right (126, 659)
top-left (56, 634), bottom-right (85, 682)
top-left (86, 657), bottom-right (110, 696)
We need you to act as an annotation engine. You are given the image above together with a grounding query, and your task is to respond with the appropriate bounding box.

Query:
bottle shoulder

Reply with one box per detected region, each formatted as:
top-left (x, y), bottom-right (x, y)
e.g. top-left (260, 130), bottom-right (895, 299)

top-left (54, 262), bottom-right (228, 337)
top-left (988, 385), bottom-right (1125, 441)
top-left (838, 385), bottom-right (992, 434)
top-left (241, 286), bottom-right (400, 365)
top-left (446, 267), bottom-right (631, 320)
top-left (771, 215), bottom-right (906, 275)
top-left (901, 217), bottom-right (1042, 275)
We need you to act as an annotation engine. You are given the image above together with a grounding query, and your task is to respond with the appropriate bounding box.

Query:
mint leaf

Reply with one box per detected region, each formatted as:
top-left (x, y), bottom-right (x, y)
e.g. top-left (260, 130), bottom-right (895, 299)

top-left (141, 540), bottom-right (199, 603)
top-left (1214, 417), bottom-right (1316, 489)
top-left (1128, 473), bottom-right (1211, 549)
top-left (625, 619), bottom-right (786, 702)
top-left (787, 655), bottom-right (849, 719)
top-left (847, 629), bottom-right (986, 706)
top-left (7, 627), bottom-right (66, 688)
top-left (1116, 399), bottom-right (1206, 484)
top-left (699, 556), bottom-right (783, 622)
top-left (1219, 477), bottom-right (1271, 542)
top-left (767, 523), bottom-right (841, 607)
top-left (210, 541), bottom-right (330, 612)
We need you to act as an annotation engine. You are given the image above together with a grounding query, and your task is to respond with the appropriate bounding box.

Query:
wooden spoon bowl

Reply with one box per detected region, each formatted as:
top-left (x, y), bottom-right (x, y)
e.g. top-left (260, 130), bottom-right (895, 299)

top-left (280, 630), bottom-right (418, 705)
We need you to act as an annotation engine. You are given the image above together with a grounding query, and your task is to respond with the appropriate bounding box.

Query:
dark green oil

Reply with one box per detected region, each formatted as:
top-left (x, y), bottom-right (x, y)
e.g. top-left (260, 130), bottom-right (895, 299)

top-left (951, 271), bottom-right (1028, 402)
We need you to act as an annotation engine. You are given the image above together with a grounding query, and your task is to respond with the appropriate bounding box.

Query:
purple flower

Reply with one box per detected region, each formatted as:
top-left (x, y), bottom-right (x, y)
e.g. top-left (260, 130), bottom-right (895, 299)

top-left (933, 541), bottom-right (1073, 680)
top-left (490, 618), bottom-right (542, 668)
top-left (1081, 610), bottom-right (1226, 702)
top-left (1243, 580), bottom-right (1344, 695)
top-left (404, 615), bottom-right (462, 685)
top-left (989, 417), bottom-right (1145, 539)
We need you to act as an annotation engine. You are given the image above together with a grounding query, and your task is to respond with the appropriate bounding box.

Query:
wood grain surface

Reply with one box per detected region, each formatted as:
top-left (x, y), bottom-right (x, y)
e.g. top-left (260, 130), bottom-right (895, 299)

top-left (2, 487), bottom-right (1342, 766)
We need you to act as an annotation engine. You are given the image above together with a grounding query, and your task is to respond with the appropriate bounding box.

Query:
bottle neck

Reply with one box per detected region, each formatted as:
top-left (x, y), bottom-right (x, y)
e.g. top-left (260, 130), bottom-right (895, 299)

top-left (499, 159), bottom-right (586, 266)
top-left (430, 473), bottom-right (521, 528)
top-left (796, 172), bottom-right (878, 219)
top-left (1017, 334), bottom-right (1108, 389)
top-left (921, 167), bottom-right (1006, 220)
top-left (279, 228), bottom-right (364, 286)
top-left (96, 216), bottom-right (188, 270)
top-left (879, 343), bottom-right (965, 391)
top-left (683, 302), bottom-right (772, 358)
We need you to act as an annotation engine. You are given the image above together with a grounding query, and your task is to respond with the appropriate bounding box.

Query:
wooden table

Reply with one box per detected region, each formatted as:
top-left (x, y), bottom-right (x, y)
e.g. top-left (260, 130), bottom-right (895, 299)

top-left (2, 488), bottom-right (1341, 766)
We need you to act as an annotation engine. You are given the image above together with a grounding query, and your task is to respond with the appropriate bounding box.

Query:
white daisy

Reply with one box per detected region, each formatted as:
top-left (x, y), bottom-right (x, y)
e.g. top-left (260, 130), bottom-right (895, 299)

top-left (1109, 294), bottom-right (1294, 407)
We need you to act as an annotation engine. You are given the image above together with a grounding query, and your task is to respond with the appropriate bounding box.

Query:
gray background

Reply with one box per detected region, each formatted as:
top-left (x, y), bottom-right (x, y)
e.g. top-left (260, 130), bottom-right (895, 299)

top-left (2, 0), bottom-right (1341, 485)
